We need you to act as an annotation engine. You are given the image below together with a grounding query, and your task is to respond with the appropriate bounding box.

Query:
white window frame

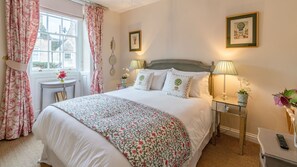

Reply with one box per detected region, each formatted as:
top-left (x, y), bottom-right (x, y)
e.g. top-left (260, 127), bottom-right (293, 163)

top-left (30, 10), bottom-right (83, 74)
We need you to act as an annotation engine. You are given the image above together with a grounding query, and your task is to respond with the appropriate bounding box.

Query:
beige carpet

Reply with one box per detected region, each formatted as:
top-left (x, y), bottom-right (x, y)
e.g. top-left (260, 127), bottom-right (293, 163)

top-left (197, 134), bottom-right (260, 167)
top-left (0, 133), bottom-right (259, 167)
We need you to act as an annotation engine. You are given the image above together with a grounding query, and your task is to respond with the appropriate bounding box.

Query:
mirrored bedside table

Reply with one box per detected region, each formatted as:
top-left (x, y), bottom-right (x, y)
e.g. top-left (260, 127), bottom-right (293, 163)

top-left (213, 96), bottom-right (248, 155)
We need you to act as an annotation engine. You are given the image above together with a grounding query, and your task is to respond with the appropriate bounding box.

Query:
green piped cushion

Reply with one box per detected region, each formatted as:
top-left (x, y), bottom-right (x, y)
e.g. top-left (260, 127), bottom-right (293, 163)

top-left (162, 72), bottom-right (193, 98)
top-left (133, 71), bottom-right (154, 91)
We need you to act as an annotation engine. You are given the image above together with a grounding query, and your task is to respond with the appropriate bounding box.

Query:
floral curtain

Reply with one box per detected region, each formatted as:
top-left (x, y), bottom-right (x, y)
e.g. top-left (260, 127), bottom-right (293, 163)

top-left (85, 4), bottom-right (104, 94)
top-left (0, 0), bottom-right (39, 140)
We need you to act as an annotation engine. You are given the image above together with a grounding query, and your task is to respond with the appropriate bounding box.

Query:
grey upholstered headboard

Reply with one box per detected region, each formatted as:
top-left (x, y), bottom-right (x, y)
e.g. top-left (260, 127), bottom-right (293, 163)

top-left (145, 59), bottom-right (215, 96)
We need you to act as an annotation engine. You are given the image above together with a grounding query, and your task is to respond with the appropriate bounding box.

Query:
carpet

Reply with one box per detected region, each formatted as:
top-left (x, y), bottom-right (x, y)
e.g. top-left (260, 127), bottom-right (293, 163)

top-left (0, 133), bottom-right (259, 167)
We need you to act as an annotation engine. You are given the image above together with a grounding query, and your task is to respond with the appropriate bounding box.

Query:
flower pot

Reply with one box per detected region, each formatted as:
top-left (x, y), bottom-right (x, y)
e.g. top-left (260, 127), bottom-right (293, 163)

top-left (294, 122), bottom-right (297, 148)
top-left (238, 93), bottom-right (248, 106)
top-left (121, 78), bottom-right (127, 88)
top-left (292, 107), bottom-right (297, 148)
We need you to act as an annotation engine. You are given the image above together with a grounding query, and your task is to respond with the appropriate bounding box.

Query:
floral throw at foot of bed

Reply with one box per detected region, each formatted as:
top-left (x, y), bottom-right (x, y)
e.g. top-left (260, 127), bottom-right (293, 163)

top-left (52, 94), bottom-right (191, 167)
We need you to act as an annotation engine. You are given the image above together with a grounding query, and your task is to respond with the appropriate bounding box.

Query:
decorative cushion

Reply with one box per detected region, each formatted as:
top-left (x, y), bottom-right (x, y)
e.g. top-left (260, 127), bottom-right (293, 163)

top-left (142, 69), bottom-right (168, 90)
top-left (162, 72), bottom-right (193, 98)
top-left (133, 71), bottom-right (154, 91)
top-left (172, 69), bottom-right (210, 97)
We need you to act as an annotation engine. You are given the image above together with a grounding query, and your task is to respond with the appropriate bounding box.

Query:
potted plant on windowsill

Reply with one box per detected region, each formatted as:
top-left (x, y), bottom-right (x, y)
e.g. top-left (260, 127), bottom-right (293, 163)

top-left (237, 78), bottom-right (251, 106)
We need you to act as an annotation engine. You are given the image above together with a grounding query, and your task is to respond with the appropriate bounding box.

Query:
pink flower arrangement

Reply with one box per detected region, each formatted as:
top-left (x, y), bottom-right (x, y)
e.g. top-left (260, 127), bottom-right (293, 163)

top-left (57, 70), bottom-right (67, 82)
top-left (273, 89), bottom-right (297, 108)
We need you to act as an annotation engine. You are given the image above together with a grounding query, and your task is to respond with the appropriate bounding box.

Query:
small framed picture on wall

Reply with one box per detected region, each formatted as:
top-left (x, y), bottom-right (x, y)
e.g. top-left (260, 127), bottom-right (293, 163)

top-left (226, 12), bottom-right (259, 48)
top-left (129, 30), bottom-right (141, 51)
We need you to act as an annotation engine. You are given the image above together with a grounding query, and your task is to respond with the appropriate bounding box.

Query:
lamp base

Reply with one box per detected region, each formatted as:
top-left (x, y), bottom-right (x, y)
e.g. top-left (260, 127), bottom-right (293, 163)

top-left (221, 92), bottom-right (228, 101)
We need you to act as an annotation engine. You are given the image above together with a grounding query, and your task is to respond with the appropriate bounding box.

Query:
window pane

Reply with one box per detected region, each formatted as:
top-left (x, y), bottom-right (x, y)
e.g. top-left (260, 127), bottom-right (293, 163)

top-left (48, 16), bottom-right (61, 34)
top-left (34, 34), bottom-right (41, 51)
top-left (31, 12), bottom-right (79, 71)
top-left (35, 33), bottom-right (50, 51)
top-left (32, 52), bottom-right (49, 70)
top-left (64, 36), bottom-right (76, 52)
top-left (50, 35), bottom-right (63, 52)
top-left (49, 52), bottom-right (62, 69)
top-left (40, 14), bottom-right (48, 33)
top-left (62, 19), bottom-right (76, 36)
top-left (63, 52), bottom-right (76, 69)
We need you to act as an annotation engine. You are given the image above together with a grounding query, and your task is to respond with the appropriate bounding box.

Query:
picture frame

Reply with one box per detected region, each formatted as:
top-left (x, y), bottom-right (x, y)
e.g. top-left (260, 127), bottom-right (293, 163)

top-left (129, 30), bottom-right (141, 51)
top-left (226, 12), bottom-right (259, 48)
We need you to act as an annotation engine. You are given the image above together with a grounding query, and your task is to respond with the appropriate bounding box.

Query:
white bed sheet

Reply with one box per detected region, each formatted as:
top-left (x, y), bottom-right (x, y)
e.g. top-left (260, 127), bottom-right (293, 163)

top-left (33, 87), bottom-right (212, 167)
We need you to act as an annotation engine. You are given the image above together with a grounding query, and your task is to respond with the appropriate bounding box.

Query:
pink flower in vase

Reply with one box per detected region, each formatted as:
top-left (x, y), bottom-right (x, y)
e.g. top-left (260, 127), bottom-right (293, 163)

top-left (57, 70), bottom-right (67, 82)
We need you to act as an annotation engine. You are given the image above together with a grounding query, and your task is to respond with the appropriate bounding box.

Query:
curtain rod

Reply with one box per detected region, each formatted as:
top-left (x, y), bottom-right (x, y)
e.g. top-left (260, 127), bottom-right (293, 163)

top-left (71, 0), bottom-right (109, 10)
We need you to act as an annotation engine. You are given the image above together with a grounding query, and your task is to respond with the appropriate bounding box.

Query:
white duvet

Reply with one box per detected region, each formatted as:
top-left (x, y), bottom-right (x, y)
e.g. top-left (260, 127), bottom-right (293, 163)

top-left (33, 87), bottom-right (212, 167)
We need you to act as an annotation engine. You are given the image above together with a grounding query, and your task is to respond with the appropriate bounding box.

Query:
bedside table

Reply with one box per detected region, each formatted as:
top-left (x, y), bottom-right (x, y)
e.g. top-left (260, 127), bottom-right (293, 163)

top-left (213, 96), bottom-right (247, 155)
top-left (258, 128), bottom-right (297, 167)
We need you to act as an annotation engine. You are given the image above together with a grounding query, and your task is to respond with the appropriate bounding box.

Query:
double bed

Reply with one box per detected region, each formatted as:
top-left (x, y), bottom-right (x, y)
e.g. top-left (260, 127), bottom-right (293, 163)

top-left (33, 59), bottom-right (215, 167)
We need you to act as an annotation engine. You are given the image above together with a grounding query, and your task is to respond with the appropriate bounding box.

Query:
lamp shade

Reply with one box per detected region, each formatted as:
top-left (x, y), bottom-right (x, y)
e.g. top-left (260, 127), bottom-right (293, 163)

top-left (213, 60), bottom-right (237, 75)
top-left (129, 59), bottom-right (144, 69)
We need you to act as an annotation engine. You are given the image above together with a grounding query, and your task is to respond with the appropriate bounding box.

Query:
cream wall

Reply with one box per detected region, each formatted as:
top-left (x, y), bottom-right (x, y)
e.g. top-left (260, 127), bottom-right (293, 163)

top-left (102, 11), bottom-right (121, 92)
top-left (120, 0), bottom-right (297, 134)
top-left (40, 0), bottom-right (83, 18)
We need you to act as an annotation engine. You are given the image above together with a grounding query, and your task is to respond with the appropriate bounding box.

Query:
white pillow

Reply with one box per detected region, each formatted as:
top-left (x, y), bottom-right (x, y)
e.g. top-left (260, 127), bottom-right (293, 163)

top-left (133, 71), bottom-right (154, 91)
top-left (162, 70), bottom-right (174, 92)
top-left (142, 69), bottom-right (168, 90)
top-left (162, 72), bottom-right (193, 98)
top-left (172, 68), bottom-right (210, 97)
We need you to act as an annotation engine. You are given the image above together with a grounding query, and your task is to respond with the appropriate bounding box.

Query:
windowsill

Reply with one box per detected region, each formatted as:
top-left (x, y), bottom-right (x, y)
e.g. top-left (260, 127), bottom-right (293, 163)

top-left (29, 70), bottom-right (81, 79)
top-left (30, 69), bottom-right (78, 74)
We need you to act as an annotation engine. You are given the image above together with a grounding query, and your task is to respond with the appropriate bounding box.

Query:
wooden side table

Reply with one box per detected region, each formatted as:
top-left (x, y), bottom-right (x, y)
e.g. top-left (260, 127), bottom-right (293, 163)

top-left (40, 79), bottom-right (76, 111)
top-left (258, 128), bottom-right (297, 167)
top-left (213, 96), bottom-right (247, 155)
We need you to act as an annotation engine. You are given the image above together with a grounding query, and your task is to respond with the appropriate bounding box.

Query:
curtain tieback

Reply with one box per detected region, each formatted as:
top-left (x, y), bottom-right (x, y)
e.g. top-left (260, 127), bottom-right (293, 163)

top-left (6, 60), bottom-right (28, 72)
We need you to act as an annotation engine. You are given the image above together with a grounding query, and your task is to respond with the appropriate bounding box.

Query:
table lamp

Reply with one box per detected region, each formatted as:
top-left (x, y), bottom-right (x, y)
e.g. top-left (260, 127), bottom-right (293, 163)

top-left (129, 59), bottom-right (144, 70)
top-left (213, 60), bottom-right (237, 100)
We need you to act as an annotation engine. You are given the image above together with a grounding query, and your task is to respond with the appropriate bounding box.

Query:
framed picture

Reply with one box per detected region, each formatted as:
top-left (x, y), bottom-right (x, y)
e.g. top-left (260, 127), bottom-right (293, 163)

top-left (129, 30), bottom-right (141, 51)
top-left (226, 12), bottom-right (259, 48)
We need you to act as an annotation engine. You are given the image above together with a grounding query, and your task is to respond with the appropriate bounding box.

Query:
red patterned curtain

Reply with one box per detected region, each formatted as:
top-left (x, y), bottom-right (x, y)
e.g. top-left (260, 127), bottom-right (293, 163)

top-left (85, 4), bottom-right (104, 94)
top-left (0, 0), bottom-right (39, 140)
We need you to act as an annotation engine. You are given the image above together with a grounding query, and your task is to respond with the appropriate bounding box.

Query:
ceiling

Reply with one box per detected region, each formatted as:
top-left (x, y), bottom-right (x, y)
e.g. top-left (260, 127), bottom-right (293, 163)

top-left (91, 0), bottom-right (161, 13)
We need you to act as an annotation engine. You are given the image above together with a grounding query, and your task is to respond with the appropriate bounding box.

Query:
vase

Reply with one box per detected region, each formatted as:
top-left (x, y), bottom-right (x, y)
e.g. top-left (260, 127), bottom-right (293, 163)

top-left (237, 93), bottom-right (248, 106)
top-left (121, 78), bottom-right (127, 88)
top-left (294, 123), bottom-right (297, 148)
top-left (286, 106), bottom-right (297, 148)
top-left (292, 107), bottom-right (297, 148)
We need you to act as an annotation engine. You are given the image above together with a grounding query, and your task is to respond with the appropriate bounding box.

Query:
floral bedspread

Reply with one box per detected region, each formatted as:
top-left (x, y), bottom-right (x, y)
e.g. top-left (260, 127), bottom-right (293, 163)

top-left (52, 94), bottom-right (191, 167)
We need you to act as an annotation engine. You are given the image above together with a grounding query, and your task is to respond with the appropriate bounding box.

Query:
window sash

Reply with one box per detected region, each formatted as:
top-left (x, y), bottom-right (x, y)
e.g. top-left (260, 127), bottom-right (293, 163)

top-left (31, 11), bottom-right (81, 72)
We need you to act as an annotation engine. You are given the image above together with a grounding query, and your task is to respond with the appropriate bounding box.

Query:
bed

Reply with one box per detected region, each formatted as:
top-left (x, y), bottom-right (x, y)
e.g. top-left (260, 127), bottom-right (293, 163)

top-left (33, 59), bottom-right (215, 167)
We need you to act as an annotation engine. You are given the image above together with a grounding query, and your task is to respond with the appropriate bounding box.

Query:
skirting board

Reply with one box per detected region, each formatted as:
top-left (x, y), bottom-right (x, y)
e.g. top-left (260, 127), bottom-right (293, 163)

top-left (220, 126), bottom-right (258, 144)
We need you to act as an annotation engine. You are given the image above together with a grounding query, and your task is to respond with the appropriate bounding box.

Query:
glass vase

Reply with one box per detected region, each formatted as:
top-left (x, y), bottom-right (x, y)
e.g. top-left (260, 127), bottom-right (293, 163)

top-left (292, 107), bottom-right (297, 148)
top-left (237, 93), bottom-right (248, 106)
top-left (121, 78), bottom-right (127, 88)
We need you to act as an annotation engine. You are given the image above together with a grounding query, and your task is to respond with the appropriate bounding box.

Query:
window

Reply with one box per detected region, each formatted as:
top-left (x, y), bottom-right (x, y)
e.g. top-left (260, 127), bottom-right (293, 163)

top-left (31, 12), bottom-right (81, 71)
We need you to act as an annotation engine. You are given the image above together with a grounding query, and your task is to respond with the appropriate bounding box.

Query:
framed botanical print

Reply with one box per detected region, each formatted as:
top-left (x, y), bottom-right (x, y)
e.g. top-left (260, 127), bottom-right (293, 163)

top-left (129, 30), bottom-right (141, 51)
top-left (226, 12), bottom-right (259, 48)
